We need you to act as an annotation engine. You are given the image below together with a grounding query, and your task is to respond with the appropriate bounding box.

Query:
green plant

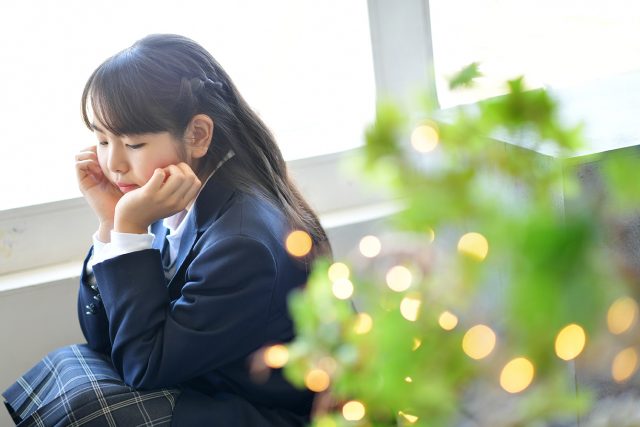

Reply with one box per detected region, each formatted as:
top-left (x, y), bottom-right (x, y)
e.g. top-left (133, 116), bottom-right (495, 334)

top-left (279, 65), bottom-right (640, 426)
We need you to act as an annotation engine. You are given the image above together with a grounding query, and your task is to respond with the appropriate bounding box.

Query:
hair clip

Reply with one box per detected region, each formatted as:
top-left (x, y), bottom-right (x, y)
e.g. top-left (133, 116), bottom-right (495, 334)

top-left (204, 79), bottom-right (224, 91)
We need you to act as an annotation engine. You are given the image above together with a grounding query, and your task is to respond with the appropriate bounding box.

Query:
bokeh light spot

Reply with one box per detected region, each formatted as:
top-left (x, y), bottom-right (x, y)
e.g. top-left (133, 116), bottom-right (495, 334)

top-left (398, 411), bottom-right (419, 423)
top-left (555, 323), bottom-right (586, 361)
top-left (438, 311), bottom-right (459, 331)
top-left (386, 265), bottom-right (413, 292)
top-left (500, 357), bottom-right (535, 393)
top-left (263, 344), bottom-right (289, 368)
top-left (359, 235), bottom-right (382, 258)
top-left (328, 262), bottom-right (350, 282)
top-left (305, 368), bottom-right (331, 392)
top-left (400, 295), bottom-right (422, 322)
top-left (462, 324), bottom-right (496, 360)
top-left (411, 124), bottom-right (439, 153)
top-left (286, 230), bottom-right (313, 257)
top-left (332, 278), bottom-right (354, 300)
top-left (457, 232), bottom-right (489, 261)
top-left (342, 401), bottom-right (366, 421)
top-left (612, 347), bottom-right (639, 383)
top-left (608, 297), bottom-right (639, 335)
top-left (354, 312), bottom-right (373, 334)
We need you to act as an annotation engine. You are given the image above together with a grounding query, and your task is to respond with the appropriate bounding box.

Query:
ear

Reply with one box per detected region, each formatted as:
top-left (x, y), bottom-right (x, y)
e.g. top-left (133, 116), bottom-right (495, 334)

top-left (184, 114), bottom-right (214, 159)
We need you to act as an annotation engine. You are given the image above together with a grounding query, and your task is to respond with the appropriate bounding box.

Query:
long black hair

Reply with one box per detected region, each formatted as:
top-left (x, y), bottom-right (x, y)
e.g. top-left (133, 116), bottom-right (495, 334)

top-left (81, 34), bottom-right (331, 258)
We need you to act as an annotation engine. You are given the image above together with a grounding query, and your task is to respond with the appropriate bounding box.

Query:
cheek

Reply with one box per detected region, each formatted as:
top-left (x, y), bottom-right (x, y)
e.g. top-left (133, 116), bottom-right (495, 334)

top-left (138, 156), bottom-right (181, 183)
top-left (96, 152), bottom-right (109, 175)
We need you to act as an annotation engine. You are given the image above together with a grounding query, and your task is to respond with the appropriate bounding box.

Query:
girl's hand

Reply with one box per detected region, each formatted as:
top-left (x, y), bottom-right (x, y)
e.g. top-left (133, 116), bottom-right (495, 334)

top-left (114, 162), bottom-right (202, 234)
top-left (75, 146), bottom-right (122, 228)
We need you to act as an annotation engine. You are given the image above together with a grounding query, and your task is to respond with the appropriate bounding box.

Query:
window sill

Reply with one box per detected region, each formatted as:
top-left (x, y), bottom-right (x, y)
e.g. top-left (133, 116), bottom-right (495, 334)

top-left (0, 199), bottom-right (401, 294)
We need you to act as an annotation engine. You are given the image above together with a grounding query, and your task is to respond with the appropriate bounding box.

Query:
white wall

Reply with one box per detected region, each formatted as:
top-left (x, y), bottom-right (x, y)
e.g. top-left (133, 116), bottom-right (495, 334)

top-left (0, 276), bottom-right (83, 426)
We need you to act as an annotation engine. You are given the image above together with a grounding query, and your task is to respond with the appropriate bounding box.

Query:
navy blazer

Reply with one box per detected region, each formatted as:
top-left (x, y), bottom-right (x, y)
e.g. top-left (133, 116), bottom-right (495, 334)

top-left (77, 167), bottom-right (315, 426)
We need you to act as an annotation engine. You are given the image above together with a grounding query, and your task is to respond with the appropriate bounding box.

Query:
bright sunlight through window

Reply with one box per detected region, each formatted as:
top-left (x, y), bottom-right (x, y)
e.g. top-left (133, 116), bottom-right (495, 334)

top-left (0, 0), bottom-right (375, 210)
top-left (430, 0), bottom-right (640, 107)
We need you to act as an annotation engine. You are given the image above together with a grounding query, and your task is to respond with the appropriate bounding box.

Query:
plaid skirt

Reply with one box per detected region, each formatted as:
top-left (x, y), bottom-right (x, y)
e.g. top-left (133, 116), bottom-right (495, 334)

top-left (2, 345), bottom-right (179, 427)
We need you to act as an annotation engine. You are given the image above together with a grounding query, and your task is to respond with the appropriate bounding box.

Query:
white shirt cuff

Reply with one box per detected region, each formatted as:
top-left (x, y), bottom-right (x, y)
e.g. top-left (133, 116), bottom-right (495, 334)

top-left (90, 230), bottom-right (155, 265)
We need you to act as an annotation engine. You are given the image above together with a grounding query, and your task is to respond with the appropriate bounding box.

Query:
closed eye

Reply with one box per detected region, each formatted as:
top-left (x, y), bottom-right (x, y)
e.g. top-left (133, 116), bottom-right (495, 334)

top-left (98, 141), bottom-right (108, 146)
top-left (127, 143), bottom-right (146, 150)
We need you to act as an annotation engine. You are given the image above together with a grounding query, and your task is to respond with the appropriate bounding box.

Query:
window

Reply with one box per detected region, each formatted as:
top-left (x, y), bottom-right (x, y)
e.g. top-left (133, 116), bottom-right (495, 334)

top-left (429, 0), bottom-right (640, 108)
top-left (0, 0), bottom-right (375, 210)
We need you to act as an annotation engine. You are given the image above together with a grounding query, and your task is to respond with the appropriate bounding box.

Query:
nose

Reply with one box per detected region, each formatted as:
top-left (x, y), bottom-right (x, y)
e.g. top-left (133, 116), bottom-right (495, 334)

top-left (106, 143), bottom-right (128, 175)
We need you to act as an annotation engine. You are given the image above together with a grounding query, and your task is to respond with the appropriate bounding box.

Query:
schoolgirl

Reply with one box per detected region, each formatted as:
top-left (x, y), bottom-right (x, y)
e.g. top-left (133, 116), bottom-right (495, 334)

top-left (3, 33), bottom-right (330, 426)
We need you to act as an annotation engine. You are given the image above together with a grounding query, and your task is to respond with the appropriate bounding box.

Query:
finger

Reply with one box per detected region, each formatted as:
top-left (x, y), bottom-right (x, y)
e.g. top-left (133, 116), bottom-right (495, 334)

top-left (158, 167), bottom-right (199, 209)
top-left (145, 168), bottom-right (167, 192)
top-left (75, 158), bottom-right (102, 176)
top-left (181, 177), bottom-right (202, 204)
top-left (75, 151), bottom-right (98, 162)
top-left (176, 162), bottom-right (196, 177)
top-left (80, 145), bottom-right (98, 153)
top-left (75, 160), bottom-right (102, 184)
top-left (174, 165), bottom-right (200, 195)
top-left (75, 159), bottom-right (101, 174)
top-left (171, 163), bottom-right (201, 200)
top-left (157, 164), bottom-right (186, 195)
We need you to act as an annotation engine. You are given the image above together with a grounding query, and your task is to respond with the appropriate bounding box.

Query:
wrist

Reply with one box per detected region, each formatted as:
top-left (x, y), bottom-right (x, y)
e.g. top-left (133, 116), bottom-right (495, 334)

top-left (97, 222), bottom-right (113, 243)
top-left (114, 216), bottom-right (148, 235)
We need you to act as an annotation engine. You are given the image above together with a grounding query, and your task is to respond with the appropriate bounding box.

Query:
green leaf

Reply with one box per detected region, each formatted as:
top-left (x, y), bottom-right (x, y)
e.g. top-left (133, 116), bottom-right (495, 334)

top-left (449, 62), bottom-right (482, 89)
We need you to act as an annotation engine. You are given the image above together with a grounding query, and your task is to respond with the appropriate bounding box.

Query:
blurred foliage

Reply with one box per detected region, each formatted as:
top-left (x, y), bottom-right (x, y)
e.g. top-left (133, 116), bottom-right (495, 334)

top-left (279, 65), bottom-right (640, 426)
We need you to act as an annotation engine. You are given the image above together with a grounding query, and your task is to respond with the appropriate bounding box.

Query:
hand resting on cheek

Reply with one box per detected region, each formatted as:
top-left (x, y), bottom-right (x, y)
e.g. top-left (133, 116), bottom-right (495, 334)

top-left (114, 162), bottom-right (202, 235)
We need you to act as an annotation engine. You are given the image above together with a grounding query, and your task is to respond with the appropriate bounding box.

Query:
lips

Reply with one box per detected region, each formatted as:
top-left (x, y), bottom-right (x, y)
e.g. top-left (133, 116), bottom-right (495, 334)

top-left (116, 183), bottom-right (139, 194)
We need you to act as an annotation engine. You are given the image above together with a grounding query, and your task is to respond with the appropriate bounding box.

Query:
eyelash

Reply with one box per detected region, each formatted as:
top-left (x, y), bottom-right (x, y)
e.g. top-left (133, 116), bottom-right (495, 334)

top-left (98, 142), bottom-right (146, 150)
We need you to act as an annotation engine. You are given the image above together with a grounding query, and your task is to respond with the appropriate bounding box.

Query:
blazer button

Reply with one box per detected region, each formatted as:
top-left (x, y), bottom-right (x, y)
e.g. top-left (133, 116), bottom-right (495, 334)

top-left (85, 303), bottom-right (96, 315)
top-left (87, 274), bottom-right (97, 288)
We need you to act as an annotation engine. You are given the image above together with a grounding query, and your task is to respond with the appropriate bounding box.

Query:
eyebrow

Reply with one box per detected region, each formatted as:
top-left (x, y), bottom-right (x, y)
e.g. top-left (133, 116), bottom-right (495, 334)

top-left (91, 123), bottom-right (105, 133)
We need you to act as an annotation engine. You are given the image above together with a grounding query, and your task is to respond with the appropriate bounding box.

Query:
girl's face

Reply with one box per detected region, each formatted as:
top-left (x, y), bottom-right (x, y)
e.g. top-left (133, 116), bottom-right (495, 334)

top-left (93, 123), bottom-right (186, 194)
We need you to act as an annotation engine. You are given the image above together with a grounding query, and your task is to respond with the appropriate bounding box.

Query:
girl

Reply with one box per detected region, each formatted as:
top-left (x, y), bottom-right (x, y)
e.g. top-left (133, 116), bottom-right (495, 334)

top-left (3, 34), bottom-right (330, 426)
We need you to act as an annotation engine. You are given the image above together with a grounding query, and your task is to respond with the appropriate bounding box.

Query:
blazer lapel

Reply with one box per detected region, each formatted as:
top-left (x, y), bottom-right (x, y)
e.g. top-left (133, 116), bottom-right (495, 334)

top-left (166, 171), bottom-right (237, 291)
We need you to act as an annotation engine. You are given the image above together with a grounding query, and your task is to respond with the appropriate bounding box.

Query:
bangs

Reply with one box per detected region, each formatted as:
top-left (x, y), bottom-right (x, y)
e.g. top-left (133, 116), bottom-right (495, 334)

top-left (81, 53), bottom-right (186, 137)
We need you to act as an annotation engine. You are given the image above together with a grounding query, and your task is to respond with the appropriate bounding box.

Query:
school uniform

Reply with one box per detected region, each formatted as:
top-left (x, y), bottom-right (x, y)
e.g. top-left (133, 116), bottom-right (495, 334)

top-left (3, 156), bottom-right (316, 426)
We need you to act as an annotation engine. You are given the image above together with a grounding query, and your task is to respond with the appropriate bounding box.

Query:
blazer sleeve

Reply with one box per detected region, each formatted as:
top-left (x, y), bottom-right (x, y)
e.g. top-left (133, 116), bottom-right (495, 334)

top-left (92, 235), bottom-right (278, 389)
top-left (77, 247), bottom-right (112, 354)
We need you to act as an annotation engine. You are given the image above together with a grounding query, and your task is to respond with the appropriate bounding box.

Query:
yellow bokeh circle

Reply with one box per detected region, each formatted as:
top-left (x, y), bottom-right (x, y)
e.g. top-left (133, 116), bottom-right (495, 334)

top-left (359, 235), bottom-right (382, 258)
top-left (353, 312), bottom-right (373, 334)
top-left (305, 368), bottom-right (331, 392)
top-left (462, 324), bottom-right (496, 360)
top-left (400, 295), bottom-right (422, 322)
top-left (332, 278), bottom-right (354, 300)
top-left (328, 262), bottom-right (350, 282)
top-left (285, 230), bottom-right (313, 257)
top-left (457, 232), bottom-right (489, 261)
top-left (386, 265), bottom-right (413, 292)
top-left (411, 124), bottom-right (439, 153)
top-left (342, 401), bottom-right (366, 421)
top-left (263, 344), bottom-right (289, 368)
top-left (608, 297), bottom-right (639, 335)
top-left (555, 323), bottom-right (586, 361)
top-left (500, 357), bottom-right (535, 393)
top-left (438, 311), bottom-right (459, 331)
top-left (612, 347), bottom-right (639, 383)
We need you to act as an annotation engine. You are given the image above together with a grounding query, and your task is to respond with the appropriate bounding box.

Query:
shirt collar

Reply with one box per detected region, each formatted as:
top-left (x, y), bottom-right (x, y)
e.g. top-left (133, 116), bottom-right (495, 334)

top-left (163, 150), bottom-right (235, 234)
